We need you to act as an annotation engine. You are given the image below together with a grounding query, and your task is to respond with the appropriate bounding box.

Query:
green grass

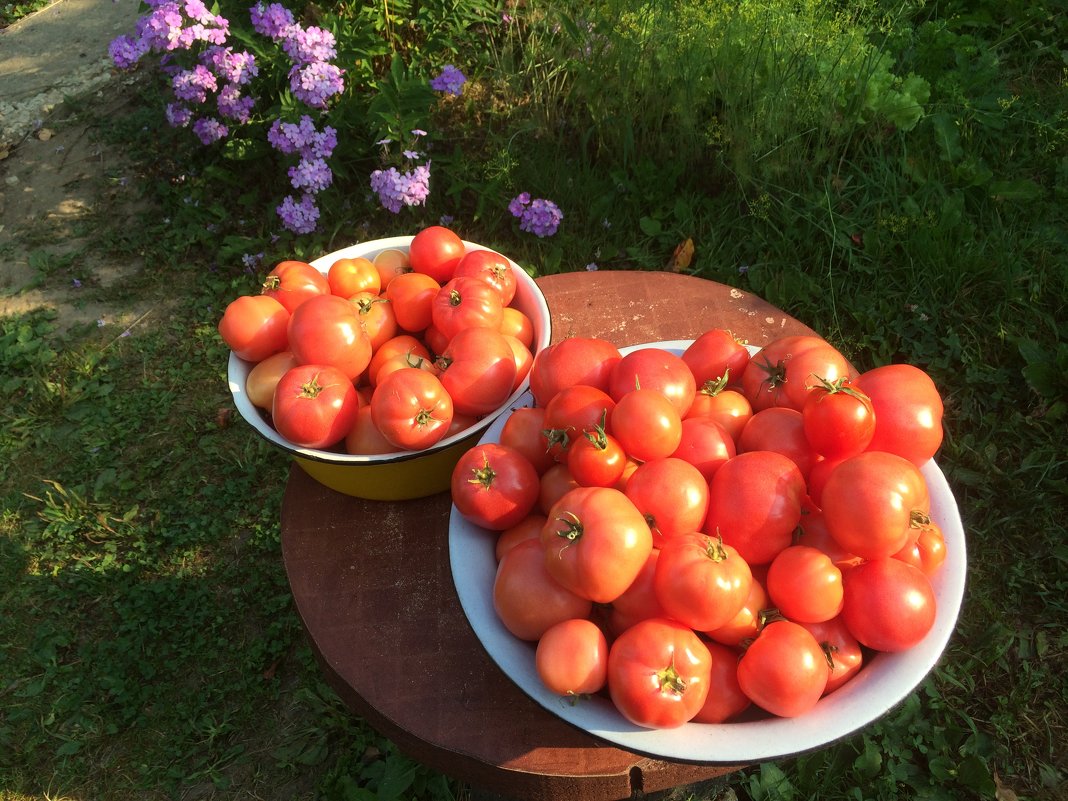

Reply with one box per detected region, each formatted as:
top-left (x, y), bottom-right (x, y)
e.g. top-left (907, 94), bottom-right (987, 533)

top-left (1, 0), bottom-right (1066, 799)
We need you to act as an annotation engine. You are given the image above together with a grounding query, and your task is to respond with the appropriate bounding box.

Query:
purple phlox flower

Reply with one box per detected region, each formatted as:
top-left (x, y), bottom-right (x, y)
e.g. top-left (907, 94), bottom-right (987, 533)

top-left (511, 195), bottom-right (562, 237)
top-left (369, 163), bottom-right (431, 214)
top-left (97, 319), bottom-right (106, 328)
top-left (403, 149), bottom-right (420, 159)
top-left (109, 34), bottom-right (149, 69)
top-left (202, 47), bottom-right (258, 85)
top-left (165, 102), bottom-right (193, 127)
top-left (241, 252), bottom-right (264, 268)
top-left (182, 0), bottom-right (214, 24)
top-left (281, 24), bottom-right (337, 64)
top-left (217, 84), bottom-right (255, 122)
top-left (120, 329), bottom-right (132, 338)
top-left (501, 12), bottom-right (513, 24)
top-left (738, 264), bottom-right (749, 275)
top-left (376, 138), bottom-right (392, 146)
top-left (250, 2), bottom-right (294, 39)
top-left (288, 156), bottom-right (333, 193)
top-left (172, 64), bottom-right (217, 103)
top-left (439, 214), bottom-right (455, 226)
top-left (289, 62), bottom-right (344, 109)
top-left (135, 2), bottom-right (184, 51)
top-left (72, 278), bottom-right (83, 288)
top-left (277, 193), bottom-right (320, 234)
top-left (411, 129), bottom-right (427, 137)
top-left (429, 64), bottom-right (466, 96)
top-left (585, 263), bottom-right (598, 271)
top-left (177, 18), bottom-right (230, 49)
top-left (267, 116), bottom-right (336, 158)
top-left (508, 192), bottom-right (531, 217)
top-left (192, 117), bottom-right (228, 145)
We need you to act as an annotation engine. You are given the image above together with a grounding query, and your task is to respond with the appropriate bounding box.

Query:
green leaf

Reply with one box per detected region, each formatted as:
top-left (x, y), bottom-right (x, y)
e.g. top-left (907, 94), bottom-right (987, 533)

top-left (639, 216), bottom-right (662, 236)
top-left (929, 113), bottom-right (963, 162)
top-left (989, 179), bottom-right (1045, 202)
top-left (854, 736), bottom-right (883, 777)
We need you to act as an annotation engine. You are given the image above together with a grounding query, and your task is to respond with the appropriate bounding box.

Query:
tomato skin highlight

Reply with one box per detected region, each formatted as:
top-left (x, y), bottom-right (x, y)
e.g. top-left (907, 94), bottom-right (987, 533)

top-left (607, 618), bottom-right (712, 729)
top-left (287, 294), bottom-right (373, 382)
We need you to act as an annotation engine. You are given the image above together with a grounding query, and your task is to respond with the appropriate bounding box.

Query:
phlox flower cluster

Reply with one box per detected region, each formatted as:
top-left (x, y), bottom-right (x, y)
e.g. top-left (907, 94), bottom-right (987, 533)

top-left (269, 115), bottom-right (338, 234)
top-left (370, 164), bottom-right (432, 214)
top-left (251, 2), bottom-right (344, 109)
top-left (109, 0), bottom-right (255, 143)
top-left (509, 193), bottom-right (563, 237)
top-left (429, 65), bottom-right (467, 96)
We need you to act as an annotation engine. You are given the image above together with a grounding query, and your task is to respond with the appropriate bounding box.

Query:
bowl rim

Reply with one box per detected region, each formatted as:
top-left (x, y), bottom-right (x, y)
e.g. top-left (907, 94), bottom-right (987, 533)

top-left (447, 339), bottom-right (968, 764)
top-left (226, 236), bottom-right (551, 465)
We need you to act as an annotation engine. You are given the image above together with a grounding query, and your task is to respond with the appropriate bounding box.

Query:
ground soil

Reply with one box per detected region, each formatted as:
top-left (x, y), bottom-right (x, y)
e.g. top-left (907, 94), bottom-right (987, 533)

top-left (0, 0), bottom-right (145, 330)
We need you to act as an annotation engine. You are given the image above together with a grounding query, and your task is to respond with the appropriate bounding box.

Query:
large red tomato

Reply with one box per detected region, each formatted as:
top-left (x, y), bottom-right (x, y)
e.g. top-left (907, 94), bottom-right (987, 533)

top-left (766, 545), bottom-right (844, 623)
top-left (541, 486), bottom-right (653, 604)
top-left (529, 337), bottom-right (622, 407)
top-left (624, 458), bottom-right (710, 543)
top-left (431, 276), bottom-right (505, 342)
top-left (691, 641), bottom-right (752, 723)
top-left (369, 367), bottom-right (454, 450)
top-left (611, 388), bottom-right (683, 463)
top-left (737, 407), bottom-right (818, 480)
top-left (451, 443), bottom-right (540, 531)
top-left (799, 617), bottom-right (864, 694)
top-left (607, 618), bottom-right (712, 728)
top-left (820, 451), bottom-right (929, 560)
top-left (741, 335), bottom-right (853, 412)
top-left (261, 259), bottom-right (329, 313)
top-left (841, 558), bottom-right (936, 652)
top-left (408, 226), bottom-right (466, 283)
top-left (606, 549), bottom-right (668, 636)
top-left (437, 327), bottom-right (517, 416)
top-left (671, 417), bottom-right (737, 483)
top-left (535, 618), bottom-right (609, 697)
top-left (854, 363), bottom-right (944, 465)
top-left (736, 620), bottom-right (829, 717)
top-left (608, 347), bottom-right (697, 417)
top-left (384, 271), bottom-right (441, 333)
top-left (703, 450), bottom-right (806, 565)
top-left (271, 364), bottom-right (360, 449)
top-left (499, 406), bottom-right (555, 475)
top-left (453, 248), bottom-right (517, 305)
top-left (328, 256), bottom-right (380, 298)
top-left (542, 385), bottom-right (617, 462)
top-left (681, 328), bottom-right (751, 387)
top-left (653, 532), bottom-right (752, 632)
top-left (287, 294), bottom-right (372, 382)
top-left (218, 294), bottom-right (291, 362)
top-left (493, 539), bottom-right (592, 641)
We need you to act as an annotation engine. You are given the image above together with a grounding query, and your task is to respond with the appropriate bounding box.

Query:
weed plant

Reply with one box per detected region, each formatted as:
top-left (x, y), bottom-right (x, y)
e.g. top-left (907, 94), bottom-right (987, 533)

top-left (1, 0), bottom-right (1065, 799)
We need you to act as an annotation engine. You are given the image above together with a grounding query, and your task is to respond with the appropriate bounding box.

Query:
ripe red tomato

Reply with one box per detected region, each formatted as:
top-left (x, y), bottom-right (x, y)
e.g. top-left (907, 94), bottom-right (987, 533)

top-left (653, 533), bottom-right (753, 632)
top-left (344, 405), bottom-right (397, 455)
top-left (529, 337), bottom-right (622, 407)
top-left (801, 377), bottom-right (875, 459)
top-left (431, 276), bottom-right (505, 342)
top-left (685, 377), bottom-right (753, 443)
top-left (624, 457), bottom-right (710, 543)
top-left (854, 363), bottom-right (944, 466)
top-left (328, 256), bottom-right (381, 298)
top-left (453, 248), bottom-right (518, 305)
top-left (502, 335), bottom-right (534, 391)
top-left (408, 226), bottom-right (466, 283)
top-left (494, 538), bottom-right (592, 641)
top-left (611, 388), bottom-right (683, 463)
top-left (736, 620), bottom-right (829, 717)
top-left (691, 641), bottom-right (752, 723)
top-left (384, 271), bottom-right (440, 333)
top-left (821, 451), bottom-right (929, 560)
top-left (794, 511), bottom-right (863, 572)
top-left (737, 407), bottom-right (818, 480)
top-left (608, 347), bottom-right (697, 417)
top-left (607, 618), bottom-right (712, 728)
top-left (799, 616), bottom-right (864, 694)
top-left (541, 486), bottom-right (653, 604)
top-left (349, 291), bottom-right (398, 352)
top-left (499, 306), bottom-right (534, 348)
top-left (766, 545), bottom-right (844, 623)
top-left (437, 327), bottom-right (517, 417)
top-left (841, 558), bottom-right (936, 652)
top-left (499, 407), bottom-right (555, 475)
top-left (543, 385), bottom-right (617, 462)
top-left (495, 513), bottom-right (547, 562)
top-left (538, 463), bottom-right (581, 515)
top-left (451, 443), bottom-right (540, 531)
top-left (741, 335), bottom-right (853, 412)
top-left (670, 417), bottom-right (737, 482)
top-left (271, 364), bottom-right (360, 449)
top-left (893, 518), bottom-right (947, 576)
top-left (245, 350), bottom-right (298, 409)
top-left (261, 259), bottom-right (330, 313)
top-left (606, 549), bottom-right (668, 636)
top-left (218, 294), bottom-right (291, 362)
top-left (703, 450), bottom-right (806, 565)
top-left (368, 335), bottom-right (432, 386)
top-left (369, 367), bottom-right (454, 450)
top-left (287, 294), bottom-right (373, 382)
top-left (372, 248), bottom-right (411, 289)
top-left (567, 426), bottom-right (628, 488)
top-left (681, 328), bottom-right (751, 387)
top-left (706, 575), bottom-right (768, 647)
top-left (535, 618), bottom-right (609, 697)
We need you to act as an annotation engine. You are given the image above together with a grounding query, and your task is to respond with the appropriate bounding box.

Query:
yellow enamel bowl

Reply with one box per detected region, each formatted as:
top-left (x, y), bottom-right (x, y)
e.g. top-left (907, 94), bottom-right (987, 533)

top-left (227, 236), bottom-right (552, 500)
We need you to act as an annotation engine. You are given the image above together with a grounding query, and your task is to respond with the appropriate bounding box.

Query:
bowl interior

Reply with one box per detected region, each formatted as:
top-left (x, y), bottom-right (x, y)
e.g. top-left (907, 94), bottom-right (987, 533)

top-left (447, 340), bottom-right (967, 764)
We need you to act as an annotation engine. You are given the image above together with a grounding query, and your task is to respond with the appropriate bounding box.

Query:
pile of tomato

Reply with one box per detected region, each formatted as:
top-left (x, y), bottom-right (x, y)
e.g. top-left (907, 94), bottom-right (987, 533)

top-left (217, 226), bottom-right (539, 453)
top-left (450, 330), bottom-right (948, 729)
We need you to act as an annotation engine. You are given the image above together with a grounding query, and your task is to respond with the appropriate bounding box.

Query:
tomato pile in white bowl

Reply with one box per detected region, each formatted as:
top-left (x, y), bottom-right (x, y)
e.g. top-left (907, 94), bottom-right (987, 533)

top-left (220, 226), bottom-right (551, 500)
top-left (448, 331), bottom-right (966, 763)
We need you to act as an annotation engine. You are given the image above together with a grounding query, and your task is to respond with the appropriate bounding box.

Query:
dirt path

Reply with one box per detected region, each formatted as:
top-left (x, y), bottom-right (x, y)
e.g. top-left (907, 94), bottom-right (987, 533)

top-left (1, 0), bottom-right (145, 330)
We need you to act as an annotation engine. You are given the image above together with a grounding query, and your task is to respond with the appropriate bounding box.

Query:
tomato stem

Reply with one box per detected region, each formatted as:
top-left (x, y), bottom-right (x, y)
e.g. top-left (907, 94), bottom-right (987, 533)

top-left (656, 659), bottom-right (687, 696)
top-left (467, 454), bottom-right (496, 488)
top-left (554, 511), bottom-right (583, 542)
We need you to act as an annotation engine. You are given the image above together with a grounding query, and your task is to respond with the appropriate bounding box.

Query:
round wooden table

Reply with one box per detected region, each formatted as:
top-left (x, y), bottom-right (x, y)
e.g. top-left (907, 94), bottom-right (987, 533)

top-left (280, 271), bottom-right (822, 801)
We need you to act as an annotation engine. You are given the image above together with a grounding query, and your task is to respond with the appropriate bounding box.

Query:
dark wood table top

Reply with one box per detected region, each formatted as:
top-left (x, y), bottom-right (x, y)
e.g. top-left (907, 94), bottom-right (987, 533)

top-left (280, 270), bottom-right (822, 800)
